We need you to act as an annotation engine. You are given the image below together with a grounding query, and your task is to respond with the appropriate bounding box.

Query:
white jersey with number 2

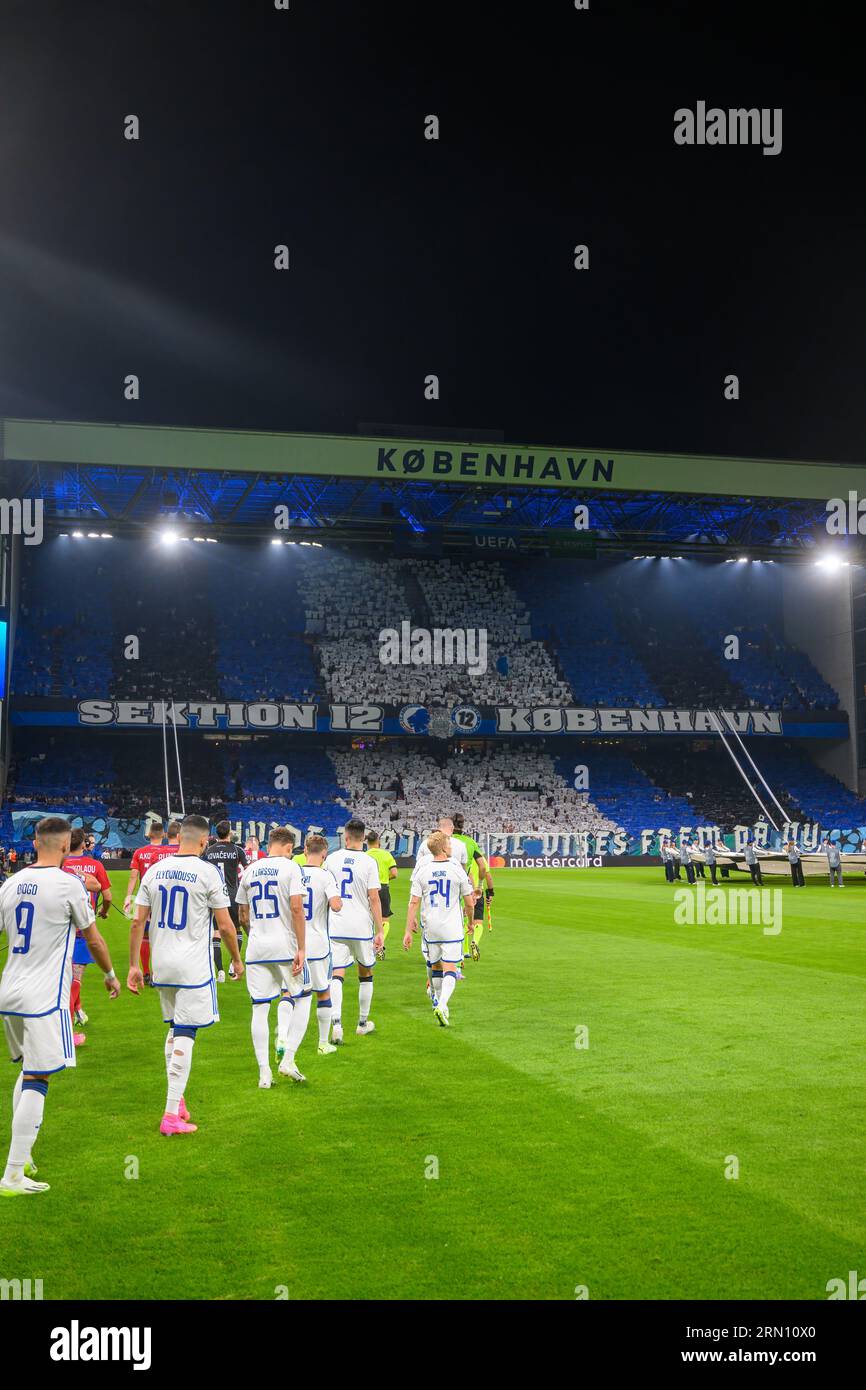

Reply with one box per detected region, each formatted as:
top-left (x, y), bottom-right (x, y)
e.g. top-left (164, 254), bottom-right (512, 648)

top-left (325, 849), bottom-right (380, 940)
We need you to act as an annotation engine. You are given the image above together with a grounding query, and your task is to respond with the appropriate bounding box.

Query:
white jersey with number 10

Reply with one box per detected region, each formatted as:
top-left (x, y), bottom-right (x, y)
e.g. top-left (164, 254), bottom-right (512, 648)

top-left (136, 856), bottom-right (230, 989)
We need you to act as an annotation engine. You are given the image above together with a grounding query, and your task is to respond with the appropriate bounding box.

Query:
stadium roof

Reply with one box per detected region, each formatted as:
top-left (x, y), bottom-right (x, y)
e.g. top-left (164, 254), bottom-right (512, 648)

top-left (3, 417), bottom-right (866, 557)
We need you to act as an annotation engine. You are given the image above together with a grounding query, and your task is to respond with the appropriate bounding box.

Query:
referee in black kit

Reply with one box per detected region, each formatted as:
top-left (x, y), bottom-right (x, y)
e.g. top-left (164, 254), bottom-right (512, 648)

top-left (201, 820), bottom-right (248, 980)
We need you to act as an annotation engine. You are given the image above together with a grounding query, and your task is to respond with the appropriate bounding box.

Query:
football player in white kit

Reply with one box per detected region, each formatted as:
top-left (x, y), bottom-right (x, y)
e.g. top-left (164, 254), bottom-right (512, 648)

top-left (325, 819), bottom-right (383, 1042)
top-left (404, 830), bottom-right (475, 1027)
top-left (415, 816), bottom-right (469, 989)
top-left (0, 816), bottom-right (120, 1195)
top-left (129, 814), bottom-right (242, 1135)
top-left (235, 826), bottom-right (308, 1086)
top-left (296, 833), bottom-right (342, 1057)
top-left (414, 816), bottom-right (469, 871)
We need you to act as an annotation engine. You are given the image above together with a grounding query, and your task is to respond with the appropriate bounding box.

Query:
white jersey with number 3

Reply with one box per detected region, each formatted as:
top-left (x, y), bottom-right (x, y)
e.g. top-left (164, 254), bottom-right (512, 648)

top-left (0, 866), bottom-right (95, 1017)
top-left (411, 859), bottom-right (473, 943)
top-left (299, 864), bottom-right (339, 960)
top-left (235, 856), bottom-right (304, 962)
top-left (136, 856), bottom-right (230, 988)
top-left (325, 849), bottom-right (380, 940)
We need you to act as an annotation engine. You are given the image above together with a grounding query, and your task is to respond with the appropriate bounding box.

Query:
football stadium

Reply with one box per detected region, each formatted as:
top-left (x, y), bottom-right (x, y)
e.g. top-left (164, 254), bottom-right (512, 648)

top-left (2, 0), bottom-right (866, 1356)
top-left (1, 418), bottom-right (866, 1322)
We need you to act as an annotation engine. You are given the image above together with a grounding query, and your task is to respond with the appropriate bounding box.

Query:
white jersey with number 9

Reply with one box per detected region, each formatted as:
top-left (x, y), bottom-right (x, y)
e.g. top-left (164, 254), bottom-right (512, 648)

top-left (0, 867), bottom-right (94, 1017)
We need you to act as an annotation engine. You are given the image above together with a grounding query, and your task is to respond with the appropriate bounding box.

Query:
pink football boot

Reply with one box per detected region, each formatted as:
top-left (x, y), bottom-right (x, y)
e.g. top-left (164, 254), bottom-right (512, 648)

top-left (159, 1112), bottom-right (198, 1136)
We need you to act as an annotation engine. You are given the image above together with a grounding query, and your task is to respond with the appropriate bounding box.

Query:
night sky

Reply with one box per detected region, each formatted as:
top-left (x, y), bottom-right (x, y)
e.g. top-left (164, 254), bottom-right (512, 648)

top-left (1, 0), bottom-right (864, 463)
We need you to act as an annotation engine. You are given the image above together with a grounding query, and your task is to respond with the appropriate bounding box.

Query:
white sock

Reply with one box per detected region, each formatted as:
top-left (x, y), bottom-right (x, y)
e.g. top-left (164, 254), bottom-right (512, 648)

top-left (164, 1029), bottom-right (175, 1076)
top-left (330, 975), bottom-right (344, 1024)
top-left (251, 1002), bottom-right (271, 1067)
top-left (10, 1074), bottom-right (32, 1169)
top-left (165, 1036), bottom-right (194, 1116)
top-left (4, 1084), bottom-right (46, 1182)
top-left (286, 993), bottom-right (312, 1059)
top-left (358, 977), bottom-right (373, 1023)
top-left (277, 999), bottom-right (293, 1046)
top-left (439, 970), bottom-right (457, 1007)
top-left (317, 997), bottom-right (333, 1045)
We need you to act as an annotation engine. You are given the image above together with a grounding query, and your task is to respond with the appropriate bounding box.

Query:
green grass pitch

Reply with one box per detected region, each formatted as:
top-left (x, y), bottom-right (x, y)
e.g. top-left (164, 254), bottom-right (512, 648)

top-left (2, 866), bottom-right (865, 1300)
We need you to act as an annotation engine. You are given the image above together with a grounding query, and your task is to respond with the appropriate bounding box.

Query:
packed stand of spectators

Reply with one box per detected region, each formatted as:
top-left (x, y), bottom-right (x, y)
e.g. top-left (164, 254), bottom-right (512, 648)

top-left (612, 562), bottom-right (839, 712)
top-left (555, 743), bottom-right (706, 838)
top-left (112, 580), bottom-right (222, 701)
top-left (614, 606), bottom-right (746, 709)
top-left (411, 559), bottom-right (570, 705)
top-left (301, 552), bottom-right (570, 706)
top-left (13, 542), bottom-right (838, 717)
top-left (4, 740), bottom-right (113, 814)
top-left (329, 743), bottom-right (623, 837)
top-left (14, 556), bottom-right (113, 697)
top-left (515, 565), bottom-right (662, 706)
top-left (223, 744), bottom-right (346, 834)
top-left (300, 552), bottom-right (415, 701)
top-left (701, 626), bottom-right (841, 710)
top-left (758, 744), bottom-right (866, 828)
top-left (109, 737), bottom-right (229, 819)
top-left (214, 574), bottom-right (322, 702)
top-left (629, 742), bottom-right (807, 830)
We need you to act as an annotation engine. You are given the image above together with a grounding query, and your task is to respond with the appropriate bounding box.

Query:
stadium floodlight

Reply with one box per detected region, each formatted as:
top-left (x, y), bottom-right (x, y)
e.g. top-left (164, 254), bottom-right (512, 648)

top-left (161, 530), bottom-right (179, 545)
top-left (270, 538), bottom-right (283, 546)
top-left (101, 532), bottom-right (112, 539)
top-left (87, 531), bottom-right (99, 538)
top-left (205, 537), bottom-right (218, 543)
top-left (71, 531), bottom-right (83, 538)
top-left (737, 556), bottom-right (748, 563)
top-left (815, 555), bottom-right (848, 571)
top-left (192, 536), bottom-right (205, 542)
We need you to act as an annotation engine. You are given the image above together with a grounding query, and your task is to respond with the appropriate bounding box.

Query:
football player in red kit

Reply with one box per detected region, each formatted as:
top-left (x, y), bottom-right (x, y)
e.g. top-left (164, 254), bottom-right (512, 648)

top-left (244, 835), bottom-right (266, 864)
top-left (124, 821), bottom-right (170, 983)
top-left (62, 827), bottom-right (112, 1043)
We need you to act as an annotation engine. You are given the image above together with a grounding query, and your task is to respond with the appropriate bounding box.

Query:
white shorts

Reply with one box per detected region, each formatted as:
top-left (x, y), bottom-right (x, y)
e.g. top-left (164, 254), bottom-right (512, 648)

top-left (3, 1010), bottom-right (76, 1074)
top-left (248, 960), bottom-right (310, 1003)
top-left (305, 955), bottom-right (332, 993)
top-left (423, 937), bottom-right (463, 966)
top-left (331, 937), bottom-right (376, 971)
top-left (159, 981), bottom-right (219, 1030)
